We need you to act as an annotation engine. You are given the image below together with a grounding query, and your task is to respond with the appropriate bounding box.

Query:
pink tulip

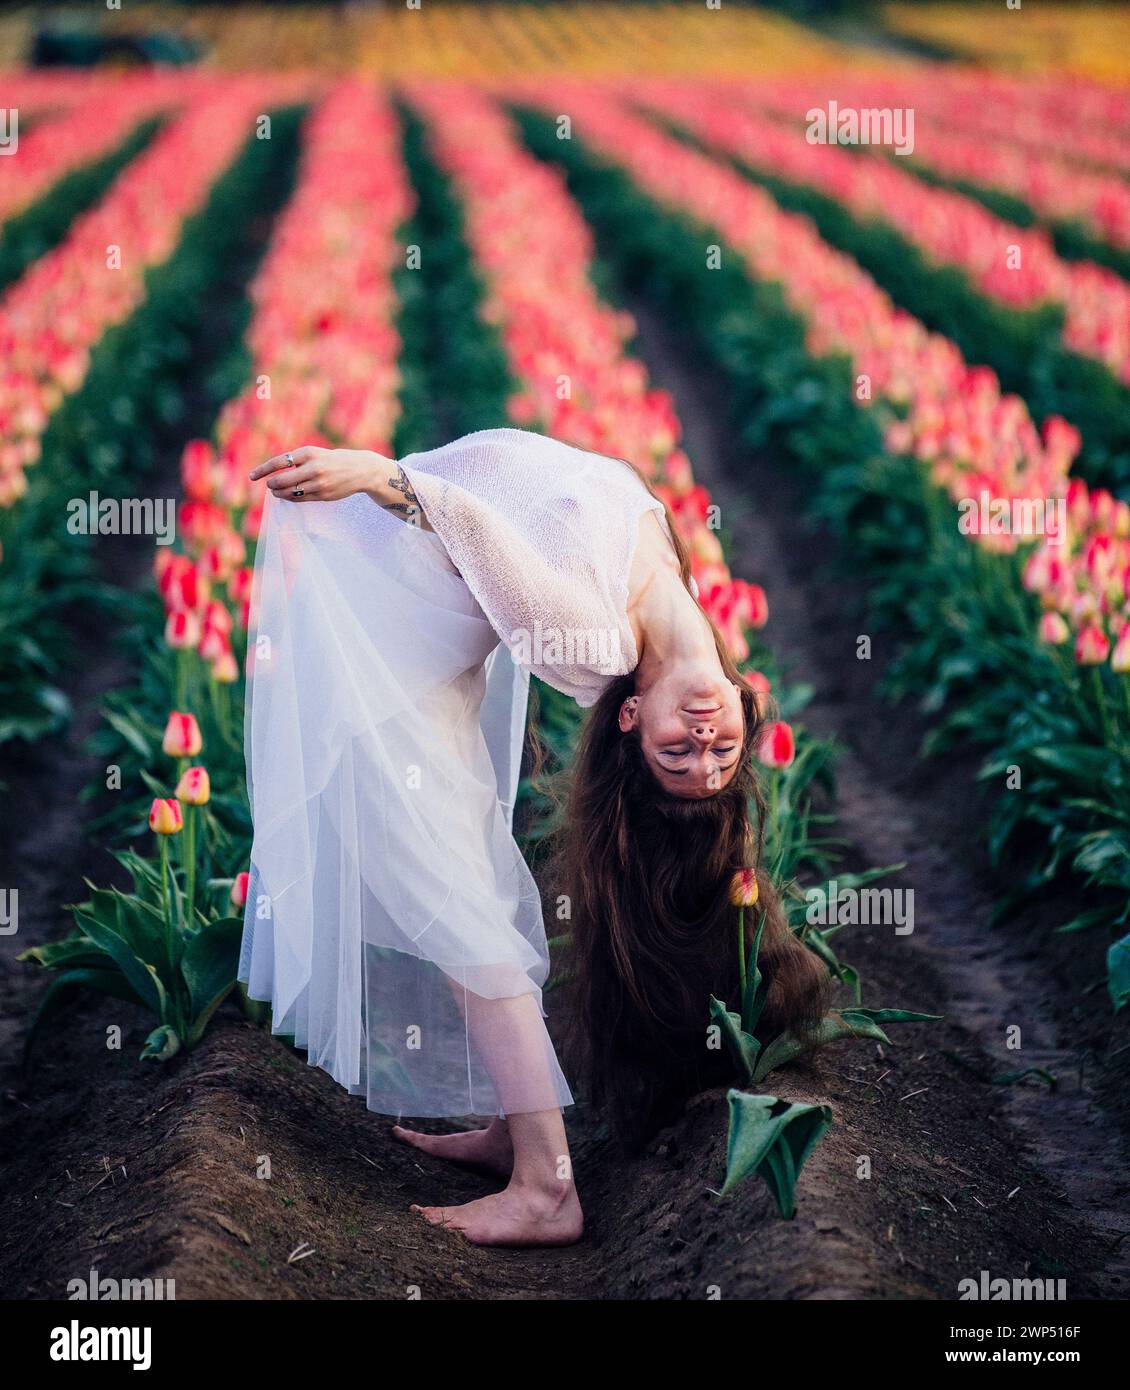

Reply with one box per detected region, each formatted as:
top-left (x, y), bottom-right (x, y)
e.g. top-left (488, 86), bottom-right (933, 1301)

top-left (162, 711), bottom-right (202, 757)
top-left (175, 765), bottom-right (211, 806)
top-left (165, 608), bottom-right (202, 650)
top-left (231, 872), bottom-right (250, 909)
top-left (1075, 624), bottom-right (1111, 666)
top-left (1038, 611), bottom-right (1070, 645)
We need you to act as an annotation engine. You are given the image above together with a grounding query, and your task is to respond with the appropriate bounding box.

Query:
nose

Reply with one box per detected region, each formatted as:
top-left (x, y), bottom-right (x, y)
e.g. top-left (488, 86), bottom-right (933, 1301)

top-left (690, 722), bottom-right (715, 743)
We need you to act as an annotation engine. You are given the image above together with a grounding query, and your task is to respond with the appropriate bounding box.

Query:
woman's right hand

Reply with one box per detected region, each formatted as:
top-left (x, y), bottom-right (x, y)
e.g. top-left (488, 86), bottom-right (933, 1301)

top-left (250, 446), bottom-right (396, 504)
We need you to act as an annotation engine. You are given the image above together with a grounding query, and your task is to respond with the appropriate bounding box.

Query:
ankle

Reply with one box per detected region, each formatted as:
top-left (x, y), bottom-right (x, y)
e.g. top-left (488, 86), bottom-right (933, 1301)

top-left (509, 1171), bottom-right (576, 1207)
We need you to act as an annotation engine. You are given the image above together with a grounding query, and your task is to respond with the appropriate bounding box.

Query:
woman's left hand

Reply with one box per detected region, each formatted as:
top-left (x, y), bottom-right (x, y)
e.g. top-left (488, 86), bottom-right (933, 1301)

top-left (250, 446), bottom-right (391, 503)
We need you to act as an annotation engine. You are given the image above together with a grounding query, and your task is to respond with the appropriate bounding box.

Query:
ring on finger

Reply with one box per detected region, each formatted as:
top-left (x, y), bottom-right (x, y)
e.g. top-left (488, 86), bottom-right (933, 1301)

top-left (286, 451), bottom-right (294, 466)
top-left (292, 486), bottom-right (305, 498)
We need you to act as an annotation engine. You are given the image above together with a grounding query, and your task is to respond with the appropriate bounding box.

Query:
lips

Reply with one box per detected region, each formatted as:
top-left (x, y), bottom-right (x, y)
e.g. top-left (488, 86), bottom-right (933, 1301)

top-left (683, 706), bottom-right (721, 716)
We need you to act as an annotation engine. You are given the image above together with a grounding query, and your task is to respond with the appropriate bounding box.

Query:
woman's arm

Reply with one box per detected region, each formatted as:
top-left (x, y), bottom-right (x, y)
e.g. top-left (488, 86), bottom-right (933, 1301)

top-left (249, 446), bottom-right (433, 530)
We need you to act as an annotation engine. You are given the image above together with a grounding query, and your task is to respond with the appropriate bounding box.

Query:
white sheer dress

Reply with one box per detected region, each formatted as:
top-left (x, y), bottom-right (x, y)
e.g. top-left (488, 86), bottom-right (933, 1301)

top-left (238, 428), bottom-right (674, 1119)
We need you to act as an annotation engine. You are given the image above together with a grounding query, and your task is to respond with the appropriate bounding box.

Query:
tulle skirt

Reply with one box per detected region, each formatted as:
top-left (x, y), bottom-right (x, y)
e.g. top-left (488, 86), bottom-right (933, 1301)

top-left (238, 490), bottom-right (574, 1118)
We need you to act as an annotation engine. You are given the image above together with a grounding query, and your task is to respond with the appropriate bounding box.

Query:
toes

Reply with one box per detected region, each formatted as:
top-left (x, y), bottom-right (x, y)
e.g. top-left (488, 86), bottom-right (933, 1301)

top-left (409, 1203), bottom-right (447, 1227)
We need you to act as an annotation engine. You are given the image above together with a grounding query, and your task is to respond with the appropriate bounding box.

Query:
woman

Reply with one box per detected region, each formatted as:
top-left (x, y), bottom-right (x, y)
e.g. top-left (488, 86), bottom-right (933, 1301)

top-left (239, 427), bottom-right (826, 1249)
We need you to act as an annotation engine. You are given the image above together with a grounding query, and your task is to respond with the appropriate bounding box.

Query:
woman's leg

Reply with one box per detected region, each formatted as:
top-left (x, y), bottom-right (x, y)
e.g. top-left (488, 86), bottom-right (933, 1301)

top-left (408, 1106), bottom-right (582, 1246)
top-left (396, 989), bottom-right (583, 1246)
top-left (392, 1115), bottom-right (514, 1178)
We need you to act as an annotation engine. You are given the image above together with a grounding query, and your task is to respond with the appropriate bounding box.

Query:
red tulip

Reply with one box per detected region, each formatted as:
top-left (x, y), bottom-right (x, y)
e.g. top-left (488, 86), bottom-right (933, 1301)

top-left (757, 720), bottom-right (795, 768)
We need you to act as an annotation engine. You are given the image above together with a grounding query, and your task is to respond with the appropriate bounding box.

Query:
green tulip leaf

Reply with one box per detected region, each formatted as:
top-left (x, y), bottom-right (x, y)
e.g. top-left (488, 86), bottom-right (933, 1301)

top-left (1107, 933), bottom-right (1130, 1012)
top-left (141, 1023), bottom-right (182, 1061)
top-left (74, 909), bottom-right (167, 1017)
top-left (751, 1007), bottom-right (941, 1083)
top-left (720, 1090), bottom-right (833, 1218)
top-left (181, 916), bottom-right (243, 1045)
top-left (709, 995), bottom-right (760, 1084)
top-left (741, 912), bottom-right (768, 1034)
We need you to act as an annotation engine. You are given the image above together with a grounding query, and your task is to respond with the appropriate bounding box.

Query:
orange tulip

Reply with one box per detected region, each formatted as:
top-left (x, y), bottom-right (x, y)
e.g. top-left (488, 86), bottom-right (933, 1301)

top-left (148, 797), bottom-right (184, 835)
top-left (175, 765), bottom-right (211, 806)
top-left (730, 868), bottom-right (759, 908)
top-left (162, 711), bottom-right (202, 757)
top-left (757, 720), bottom-right (795, 768)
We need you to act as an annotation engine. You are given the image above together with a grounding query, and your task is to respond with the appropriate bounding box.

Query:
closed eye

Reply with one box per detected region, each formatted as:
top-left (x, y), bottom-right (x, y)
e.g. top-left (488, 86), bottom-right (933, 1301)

top-left (658, 746), bottom-right (740, 771)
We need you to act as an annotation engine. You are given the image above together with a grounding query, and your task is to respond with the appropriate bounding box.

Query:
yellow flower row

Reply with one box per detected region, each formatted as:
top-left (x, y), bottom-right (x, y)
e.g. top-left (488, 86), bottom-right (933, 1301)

top-left (884, 3), bottom-right (1130, 82)
top-left (90, 2), bottom-right (851, 75)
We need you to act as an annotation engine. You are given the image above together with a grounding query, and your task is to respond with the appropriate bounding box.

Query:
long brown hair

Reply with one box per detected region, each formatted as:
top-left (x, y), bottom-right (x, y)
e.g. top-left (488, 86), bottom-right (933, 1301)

top-left (552, 459), bottom-right (830, 1148)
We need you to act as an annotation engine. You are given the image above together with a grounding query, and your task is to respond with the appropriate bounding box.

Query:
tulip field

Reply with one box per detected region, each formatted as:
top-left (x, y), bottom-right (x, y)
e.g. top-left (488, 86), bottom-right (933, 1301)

top-left (1, 2), bottom-right (1129, 1310)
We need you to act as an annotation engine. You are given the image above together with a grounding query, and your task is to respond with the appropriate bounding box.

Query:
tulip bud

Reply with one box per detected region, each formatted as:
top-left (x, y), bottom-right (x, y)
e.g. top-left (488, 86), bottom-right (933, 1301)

top-left (175, 765), bottom-right (211, 806)
top-left (1075, 624), bottom-right (1111, 666)
top-left (211, 651), bottom-right (239, 684)
top-left (757, 720), bottom-right (795, 768)
top-left (730, 868), bottom-right (759, 908)
top-left (148, 797), bottom-right (184, 835)
top-left (203, 599), bottom-right (233, 636)
top-left (162, 711), bottom-right (203, 757)
top-left (197, 624), bottom-right (231, 663)
top-left (231, 871), bottom-right (250, 909)
top-left (165, 608), bottom-right (202, 650)
top-left (1038, 611), bottom-right (1070, 645)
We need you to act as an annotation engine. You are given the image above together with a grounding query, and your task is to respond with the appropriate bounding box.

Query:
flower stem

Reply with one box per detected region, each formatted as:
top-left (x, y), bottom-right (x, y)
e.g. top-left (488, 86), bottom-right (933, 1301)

top-left (737, 905), bottom-right (747, 1010)
top-left (159, 837), bottom-right (173, 970)
top-left (1092, 667), bottom-right (1114, 748)
top-left (184, 806), bottom-right (196, 929)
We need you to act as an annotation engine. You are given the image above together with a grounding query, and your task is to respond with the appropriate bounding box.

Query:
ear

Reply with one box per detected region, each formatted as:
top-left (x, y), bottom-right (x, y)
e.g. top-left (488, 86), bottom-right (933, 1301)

top-left (618, 696), bottom-right (639, 733)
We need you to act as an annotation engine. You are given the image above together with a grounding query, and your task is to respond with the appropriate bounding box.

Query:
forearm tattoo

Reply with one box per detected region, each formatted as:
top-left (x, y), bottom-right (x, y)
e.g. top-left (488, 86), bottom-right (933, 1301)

top-left (383, 465), bottom-right (421, 522)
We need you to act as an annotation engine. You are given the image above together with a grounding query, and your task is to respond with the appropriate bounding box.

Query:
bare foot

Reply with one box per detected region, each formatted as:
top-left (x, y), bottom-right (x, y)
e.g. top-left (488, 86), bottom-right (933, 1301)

top-left (410, 1180), bottom-right (584, 1248)
top-left (392, 1118), bottom-right (514, 1179)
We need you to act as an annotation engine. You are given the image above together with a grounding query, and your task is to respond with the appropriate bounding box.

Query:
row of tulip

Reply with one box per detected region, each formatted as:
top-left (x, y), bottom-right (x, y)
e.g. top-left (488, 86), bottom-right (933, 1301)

top-left (0, 74), bottom-right (178, 229)
top-left (0, 96), bottom-right (305, 750)
top-left (756, 69), bottom-right (1130, 178)
top-left (742, 73), bottom-right (1130, 255)
top-left (0, 75), bottom-right (308, 513)
top-left (632, 81), bottom-right (1130, 392)
top-left (505, 87), bottom-right (1130, 987)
